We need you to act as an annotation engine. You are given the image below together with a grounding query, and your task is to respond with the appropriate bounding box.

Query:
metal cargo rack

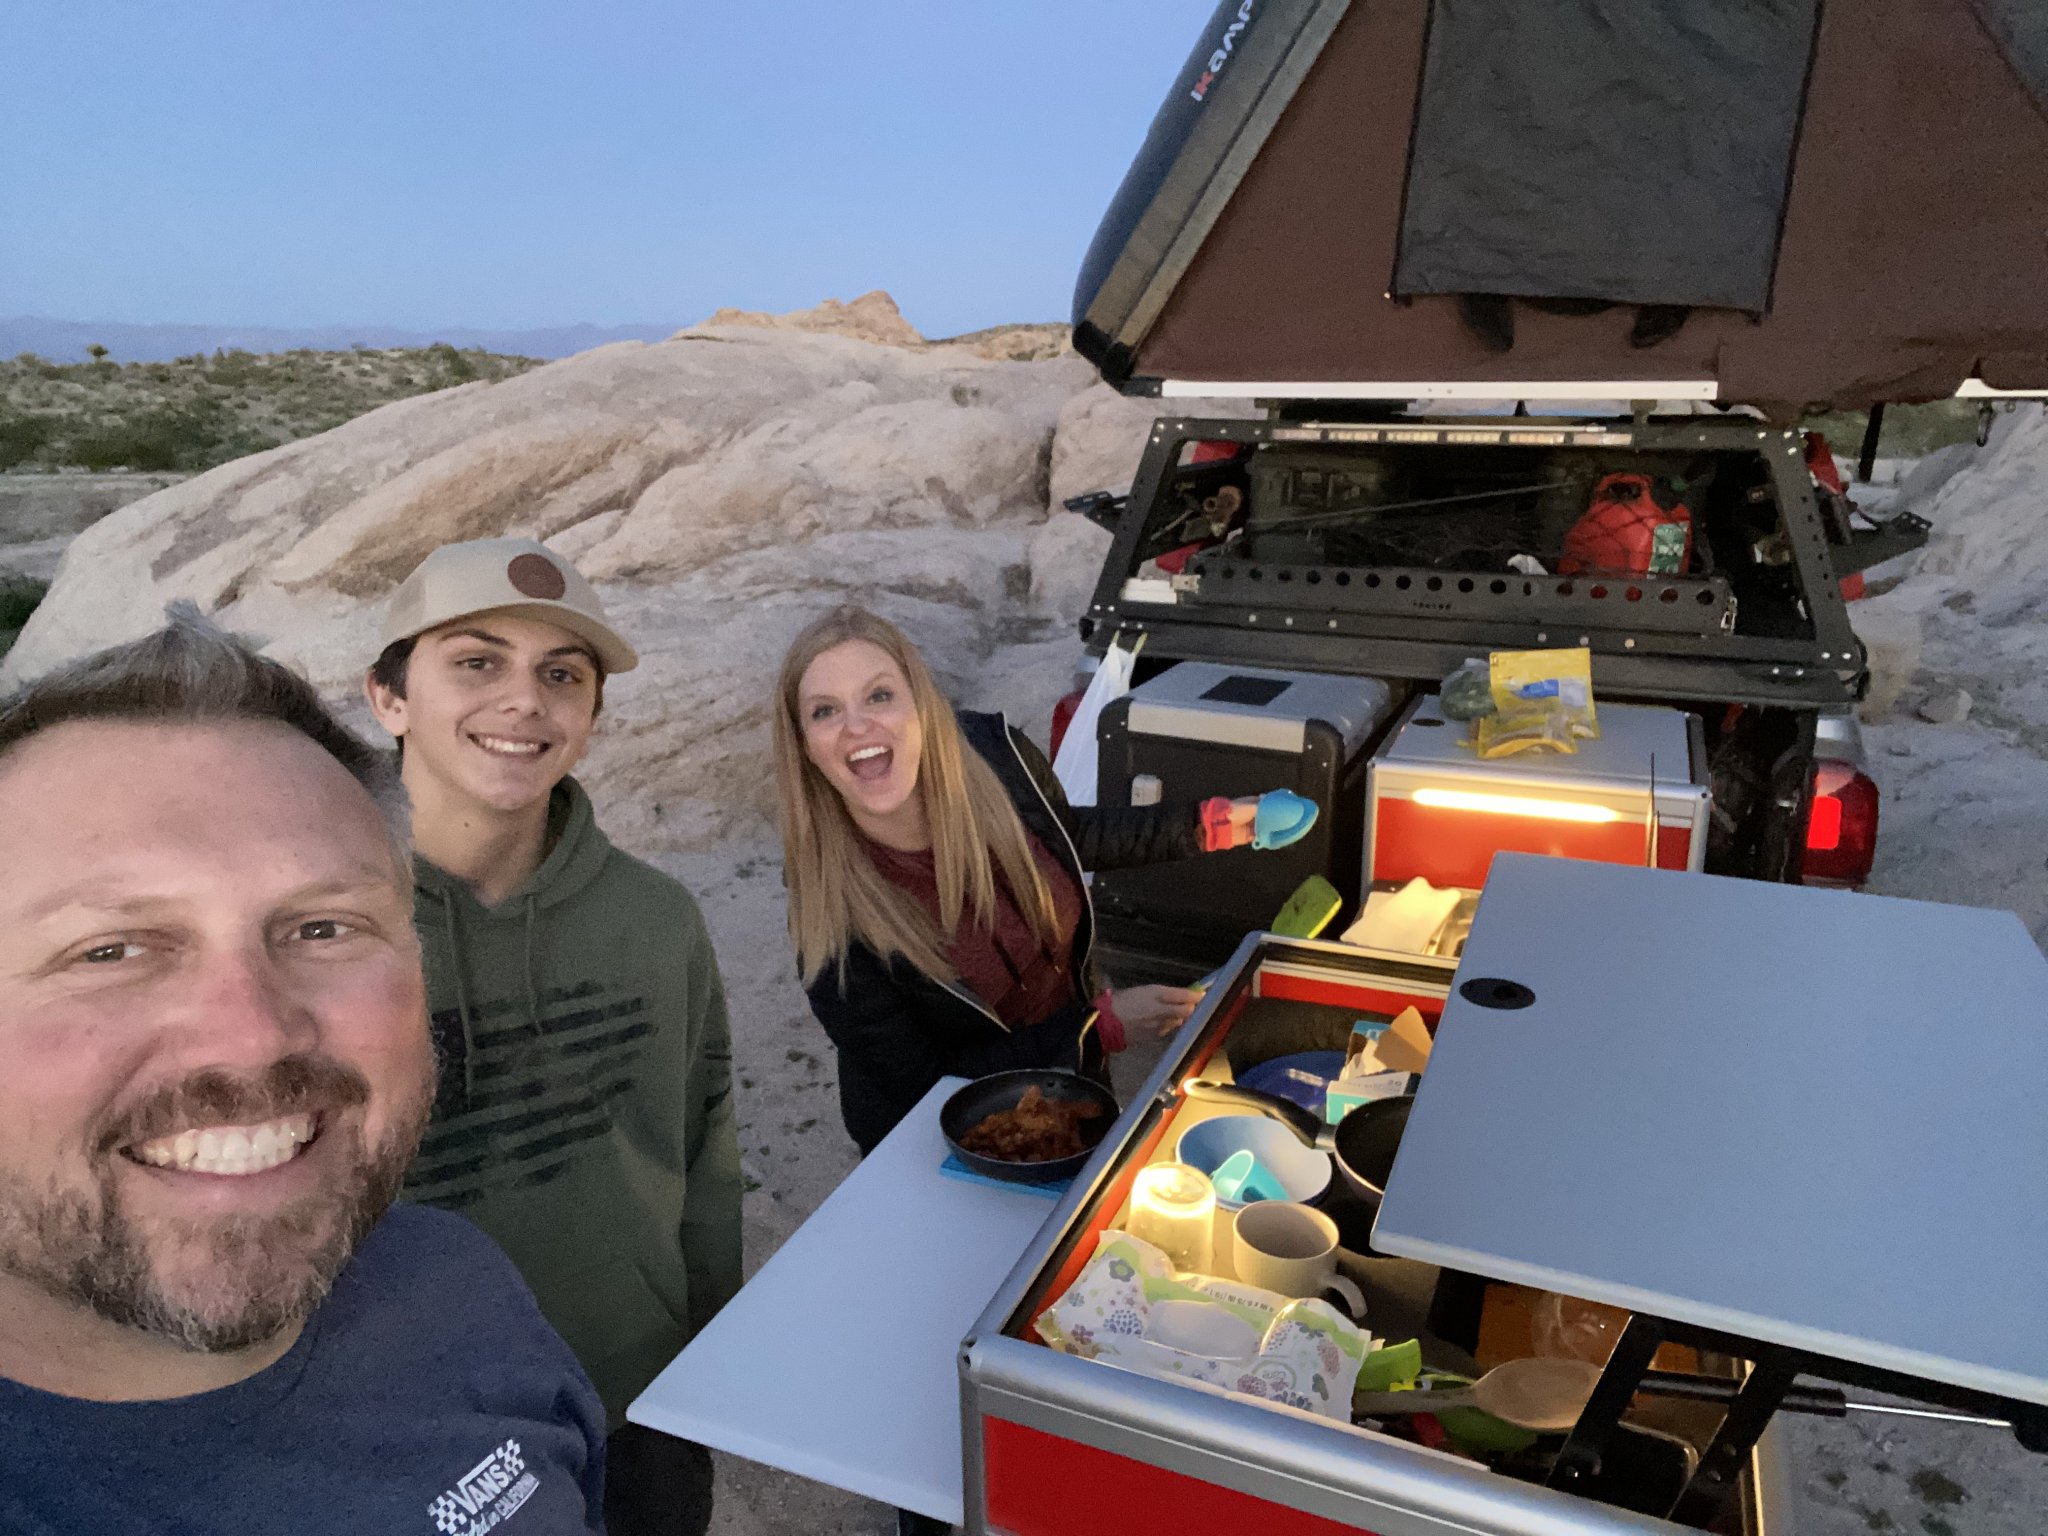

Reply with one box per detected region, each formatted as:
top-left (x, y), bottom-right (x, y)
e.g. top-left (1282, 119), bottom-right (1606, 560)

top-left (1081, 415), bottom-right (1872, 712)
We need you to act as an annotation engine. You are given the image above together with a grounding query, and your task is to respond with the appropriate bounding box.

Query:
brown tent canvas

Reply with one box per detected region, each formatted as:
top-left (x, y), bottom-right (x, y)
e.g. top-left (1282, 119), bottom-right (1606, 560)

top-left (1073, 0), bottom-right (2048, 416)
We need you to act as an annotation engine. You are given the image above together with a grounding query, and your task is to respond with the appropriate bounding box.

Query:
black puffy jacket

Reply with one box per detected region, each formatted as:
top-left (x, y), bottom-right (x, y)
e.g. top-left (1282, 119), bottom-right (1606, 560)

top-left (804, 710), bottom-right (1204, 1153)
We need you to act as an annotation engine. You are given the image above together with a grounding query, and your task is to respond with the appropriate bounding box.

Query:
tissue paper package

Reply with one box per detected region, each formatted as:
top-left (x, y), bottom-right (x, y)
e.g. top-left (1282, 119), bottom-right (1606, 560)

top-left (1035, 1231), bottom-right (1371, 1419)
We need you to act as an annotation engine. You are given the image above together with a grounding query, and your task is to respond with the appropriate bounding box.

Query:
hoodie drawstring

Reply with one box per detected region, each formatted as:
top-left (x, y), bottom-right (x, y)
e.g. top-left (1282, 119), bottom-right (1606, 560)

top-left (522, 895), bottom-right (544, 1040)
top-left (441, 895), bottom-right (481, 1100)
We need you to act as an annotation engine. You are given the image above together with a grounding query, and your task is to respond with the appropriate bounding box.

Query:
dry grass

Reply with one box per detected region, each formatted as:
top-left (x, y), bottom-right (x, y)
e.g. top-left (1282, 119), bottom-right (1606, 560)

top-left (0, 345), bottom-right (541, 473)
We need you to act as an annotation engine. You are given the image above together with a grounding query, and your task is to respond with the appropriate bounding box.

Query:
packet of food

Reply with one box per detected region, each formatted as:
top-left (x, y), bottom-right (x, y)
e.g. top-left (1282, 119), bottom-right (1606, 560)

top-left (1473, 703), bottom-right (1577, 758)
top-left (1473, 647), bottom-right (1599, 757)
top-left (1036, 1231), bottom-right (1371, 1419)
top-left (1438, 658), bottom-right (1494, 720)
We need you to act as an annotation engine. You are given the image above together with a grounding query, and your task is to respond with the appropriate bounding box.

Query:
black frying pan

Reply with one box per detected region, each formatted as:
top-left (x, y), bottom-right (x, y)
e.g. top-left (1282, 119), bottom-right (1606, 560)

top-left (940, 1069), bottom-right (1119, 1185)
top-left (1182, 1079), bottom-right (1412, 1209)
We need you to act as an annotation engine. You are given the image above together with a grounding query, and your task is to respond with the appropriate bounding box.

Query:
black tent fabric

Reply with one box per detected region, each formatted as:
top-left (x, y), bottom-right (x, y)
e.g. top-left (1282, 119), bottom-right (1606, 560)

top-left (1070, 0), bottom-right (1352, 385)
top-left (1972, 0), bottom-right (2048, 113)
top-left (1073, 0), bottom-right (2048, 413)
top-left (1392, 0), bottom-right (1821, 313)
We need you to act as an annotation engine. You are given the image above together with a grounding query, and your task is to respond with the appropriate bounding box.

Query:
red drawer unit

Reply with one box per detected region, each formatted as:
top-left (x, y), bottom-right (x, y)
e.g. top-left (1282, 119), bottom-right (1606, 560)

top-left (1365, 696), bottom-right (1709, 893)
top-left (958, 934), bottom-right (1785, 1536)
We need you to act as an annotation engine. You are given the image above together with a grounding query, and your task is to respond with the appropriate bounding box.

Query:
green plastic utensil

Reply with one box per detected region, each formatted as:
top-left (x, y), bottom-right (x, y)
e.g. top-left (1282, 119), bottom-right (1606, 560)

top-left (1187, 875), bottom-right (1346, 999)
top-left (1271, 874), bottom-right (1343, 939)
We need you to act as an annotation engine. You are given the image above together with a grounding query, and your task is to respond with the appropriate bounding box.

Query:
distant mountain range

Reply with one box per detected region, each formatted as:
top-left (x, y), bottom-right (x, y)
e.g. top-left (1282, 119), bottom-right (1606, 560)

top-left (0, 316), bottom-right (684, 363)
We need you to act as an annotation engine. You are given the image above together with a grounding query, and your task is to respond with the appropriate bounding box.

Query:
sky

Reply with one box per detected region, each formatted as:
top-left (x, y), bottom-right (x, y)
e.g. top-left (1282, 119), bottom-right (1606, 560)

top-left (0, 1), bottom-right (1218, 337)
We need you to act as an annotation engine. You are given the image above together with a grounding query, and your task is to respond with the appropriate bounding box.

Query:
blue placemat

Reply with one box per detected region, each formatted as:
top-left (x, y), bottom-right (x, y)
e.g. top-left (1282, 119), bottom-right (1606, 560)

top-left (938, 1152), bottom-right (1070, 1199)
top-left (1238, 1050), bottom-right (1347, 1113)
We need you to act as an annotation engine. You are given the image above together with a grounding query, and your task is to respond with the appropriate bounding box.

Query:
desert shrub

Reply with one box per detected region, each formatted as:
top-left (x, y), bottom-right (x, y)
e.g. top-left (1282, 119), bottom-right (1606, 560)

top-left (425, 342), bottom-right (478, 385)
top-left (204, 348), bottom-right (260, 387)
top-left (0, 577), bottom-right (49, 631)
top-left (67, 397), bottom-right (235, 471)
top-left (0, 412), bottom-right (54, 470)
top-left (1804, 400), bottom-right (1989, 462)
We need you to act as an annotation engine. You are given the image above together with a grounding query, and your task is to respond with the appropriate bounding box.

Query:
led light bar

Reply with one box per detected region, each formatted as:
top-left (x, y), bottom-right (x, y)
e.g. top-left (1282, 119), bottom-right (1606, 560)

top-left (1411, 787), bottom-right (1619, 824)
top-left (1158, 378), bottom-right (1719, 400)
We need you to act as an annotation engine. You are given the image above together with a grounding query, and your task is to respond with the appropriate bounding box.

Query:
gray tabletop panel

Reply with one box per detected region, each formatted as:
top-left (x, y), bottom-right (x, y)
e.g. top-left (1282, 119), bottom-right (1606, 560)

top-left (1372, 854), bottom-right (2048, 1406)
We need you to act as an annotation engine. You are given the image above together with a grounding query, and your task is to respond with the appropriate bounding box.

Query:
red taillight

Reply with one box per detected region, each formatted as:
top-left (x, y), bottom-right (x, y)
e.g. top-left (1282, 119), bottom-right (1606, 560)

top-left (1806, 793), bottom-right (1844, 852)
top-left (1802, 760), bottom-right (1879, 887)
top-left (1049, 685), bottom-right (1087, 759)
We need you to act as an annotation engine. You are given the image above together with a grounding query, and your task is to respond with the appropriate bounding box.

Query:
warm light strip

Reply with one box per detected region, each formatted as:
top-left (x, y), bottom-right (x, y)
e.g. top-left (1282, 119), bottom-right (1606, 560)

top-left (1158, 378), bottom-right (1719, 400)
top-left (1411, 787), bottom-right (1620, 824)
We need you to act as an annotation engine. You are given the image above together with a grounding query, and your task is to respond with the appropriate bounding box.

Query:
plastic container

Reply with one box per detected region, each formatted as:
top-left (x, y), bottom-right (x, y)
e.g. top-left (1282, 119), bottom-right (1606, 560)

top-left (1175, 1115), bottom-right (1333, 1211)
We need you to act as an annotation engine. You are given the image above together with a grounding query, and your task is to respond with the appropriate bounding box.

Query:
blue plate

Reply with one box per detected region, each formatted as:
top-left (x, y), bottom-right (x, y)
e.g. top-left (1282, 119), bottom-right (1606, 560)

top-left (1236, 1051), bottom-right (1346, 1114)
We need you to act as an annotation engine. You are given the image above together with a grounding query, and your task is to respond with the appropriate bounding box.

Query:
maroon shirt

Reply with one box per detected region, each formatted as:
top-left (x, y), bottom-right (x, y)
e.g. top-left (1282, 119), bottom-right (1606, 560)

top-left (865, 831), bottom-right (1085, 1029)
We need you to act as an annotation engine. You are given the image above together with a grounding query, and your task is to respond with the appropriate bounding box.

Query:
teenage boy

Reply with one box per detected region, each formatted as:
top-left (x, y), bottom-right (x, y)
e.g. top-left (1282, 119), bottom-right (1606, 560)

top-left (366, 538), bottom-right (743, 1536)
top-left (0, 610), bottom-right (606, 1533)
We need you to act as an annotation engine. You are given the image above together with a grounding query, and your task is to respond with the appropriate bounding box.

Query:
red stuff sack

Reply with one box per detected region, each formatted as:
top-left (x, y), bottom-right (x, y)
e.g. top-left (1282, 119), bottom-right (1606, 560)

top-left (1559, 473), bottom-right (1693, 576)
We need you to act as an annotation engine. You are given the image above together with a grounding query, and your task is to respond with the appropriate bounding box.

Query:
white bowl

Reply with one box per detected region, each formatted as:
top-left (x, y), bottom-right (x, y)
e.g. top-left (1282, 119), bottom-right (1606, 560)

top-left (1174, 1114), bottom-right (1332, 1210)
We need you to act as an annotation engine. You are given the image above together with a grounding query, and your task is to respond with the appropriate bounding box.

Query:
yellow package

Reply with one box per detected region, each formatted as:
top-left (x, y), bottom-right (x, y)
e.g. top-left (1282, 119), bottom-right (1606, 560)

top-left (1473, 648), bottom-right (1599, 758)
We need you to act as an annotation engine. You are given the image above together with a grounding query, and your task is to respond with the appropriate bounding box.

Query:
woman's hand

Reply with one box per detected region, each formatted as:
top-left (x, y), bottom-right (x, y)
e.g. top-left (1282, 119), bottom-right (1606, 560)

top-left (1110, 984), bottom-right (1205, 1039)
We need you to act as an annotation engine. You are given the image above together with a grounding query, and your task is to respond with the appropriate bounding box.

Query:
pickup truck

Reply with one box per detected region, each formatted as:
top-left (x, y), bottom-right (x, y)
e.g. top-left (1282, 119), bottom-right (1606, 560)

top-left (1048, 406), bottom-right (1913, 965)
top-left (1035, 0), bottom-right (2047, 970)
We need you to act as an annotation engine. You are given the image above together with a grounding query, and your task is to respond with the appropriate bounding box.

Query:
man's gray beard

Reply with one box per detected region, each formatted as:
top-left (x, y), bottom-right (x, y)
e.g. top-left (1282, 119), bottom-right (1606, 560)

top-left (0, 1098), bottom-right (428, 1355)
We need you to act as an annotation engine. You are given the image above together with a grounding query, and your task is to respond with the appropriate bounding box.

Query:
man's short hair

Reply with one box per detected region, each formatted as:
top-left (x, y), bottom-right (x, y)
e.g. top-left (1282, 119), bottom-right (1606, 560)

top-left (0, 603), bottom-right (410, 857)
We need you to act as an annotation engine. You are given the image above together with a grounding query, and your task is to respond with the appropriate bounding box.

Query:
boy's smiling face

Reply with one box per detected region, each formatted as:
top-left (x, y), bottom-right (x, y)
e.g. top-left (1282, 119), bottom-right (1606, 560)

top-left (368, 612), bottom-right (601, 815)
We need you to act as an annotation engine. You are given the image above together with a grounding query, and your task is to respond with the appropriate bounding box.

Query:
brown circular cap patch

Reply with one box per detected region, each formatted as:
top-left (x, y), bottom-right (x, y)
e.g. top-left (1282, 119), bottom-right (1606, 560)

top-left (507, 553), bottom-right (567, 600)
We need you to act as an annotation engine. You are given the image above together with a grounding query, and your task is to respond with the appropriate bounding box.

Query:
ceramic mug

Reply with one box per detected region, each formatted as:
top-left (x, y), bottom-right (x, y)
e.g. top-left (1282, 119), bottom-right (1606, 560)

top-left (1231, 1201), bottom-right (1367, 1320)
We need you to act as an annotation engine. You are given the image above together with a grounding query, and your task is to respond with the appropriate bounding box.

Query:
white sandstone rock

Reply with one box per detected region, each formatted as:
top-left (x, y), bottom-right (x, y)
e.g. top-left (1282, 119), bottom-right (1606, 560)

top-left (3, 326), bottom-right (1095, 855)
top-left (688, 290), bottom-right (926, 349)
top-left (1853, 606), bottom-right (1924, 721)
top-left (1916, 687), bottom-right (1973, 726)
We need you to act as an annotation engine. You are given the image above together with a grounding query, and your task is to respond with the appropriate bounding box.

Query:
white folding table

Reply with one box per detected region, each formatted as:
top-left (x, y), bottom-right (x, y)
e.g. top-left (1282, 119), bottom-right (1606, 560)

top-left (629, 1076), bottom-right (1059, 1525)
top-left (1373, 853), bottom-right (2048, 1521)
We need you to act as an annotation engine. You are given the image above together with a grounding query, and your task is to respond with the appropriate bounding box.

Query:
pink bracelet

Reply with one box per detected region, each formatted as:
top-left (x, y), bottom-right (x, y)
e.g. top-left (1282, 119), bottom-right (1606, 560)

top-left (1092, 989), bottom-right (1128, 1054)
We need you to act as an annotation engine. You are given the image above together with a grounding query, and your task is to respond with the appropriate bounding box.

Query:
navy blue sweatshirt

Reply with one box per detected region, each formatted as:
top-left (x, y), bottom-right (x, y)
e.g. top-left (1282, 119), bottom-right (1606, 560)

top-left (0, 1205), bottom-right (606, 1536)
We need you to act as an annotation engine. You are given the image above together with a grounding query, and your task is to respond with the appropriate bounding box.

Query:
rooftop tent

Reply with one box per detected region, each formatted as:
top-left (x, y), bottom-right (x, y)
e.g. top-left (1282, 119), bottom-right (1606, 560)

top-left (1072, 0), bottom-right (2048, 415)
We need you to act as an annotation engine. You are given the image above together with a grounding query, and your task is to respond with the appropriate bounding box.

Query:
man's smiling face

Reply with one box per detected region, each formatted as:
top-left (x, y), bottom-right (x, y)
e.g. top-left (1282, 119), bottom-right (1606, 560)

top-left (0, 719), bottom-right (433, 1353)
top-left (368, 613), bottom-right (601, 816)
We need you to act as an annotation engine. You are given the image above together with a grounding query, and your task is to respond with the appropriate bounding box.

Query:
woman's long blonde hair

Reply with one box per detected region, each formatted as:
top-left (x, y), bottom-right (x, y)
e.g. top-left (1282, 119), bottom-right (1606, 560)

top-left (773, 606), bottom-right (1058, 987)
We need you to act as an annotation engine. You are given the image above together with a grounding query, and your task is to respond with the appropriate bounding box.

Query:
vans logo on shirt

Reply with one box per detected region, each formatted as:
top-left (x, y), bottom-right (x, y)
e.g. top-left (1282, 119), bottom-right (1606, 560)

top-left (428, 1439), bottom-right (538, 1533)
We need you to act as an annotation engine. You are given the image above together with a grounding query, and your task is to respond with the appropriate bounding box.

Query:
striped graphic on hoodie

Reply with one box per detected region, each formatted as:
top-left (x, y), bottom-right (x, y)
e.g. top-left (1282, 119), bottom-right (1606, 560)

top-left (405, 979), bottom-right (656, 1209)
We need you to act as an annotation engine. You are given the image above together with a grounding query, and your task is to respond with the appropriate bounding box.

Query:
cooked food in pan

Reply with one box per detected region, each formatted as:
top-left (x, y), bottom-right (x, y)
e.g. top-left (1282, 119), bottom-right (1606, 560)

top-left (959, 1085), bottom-right (1106, 1163)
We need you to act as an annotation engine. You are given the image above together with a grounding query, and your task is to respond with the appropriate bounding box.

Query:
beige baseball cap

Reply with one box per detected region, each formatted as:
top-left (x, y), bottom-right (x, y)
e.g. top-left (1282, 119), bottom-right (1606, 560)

top-left (379, 538), bottom-right (639, 673)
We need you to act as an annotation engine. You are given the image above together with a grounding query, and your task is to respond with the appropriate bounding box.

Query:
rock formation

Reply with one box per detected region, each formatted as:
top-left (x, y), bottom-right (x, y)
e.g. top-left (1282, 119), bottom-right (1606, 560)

top-left (2, 305), bottom-right (1258, 860)
top-left (690, 290), bottom-right (927, 349)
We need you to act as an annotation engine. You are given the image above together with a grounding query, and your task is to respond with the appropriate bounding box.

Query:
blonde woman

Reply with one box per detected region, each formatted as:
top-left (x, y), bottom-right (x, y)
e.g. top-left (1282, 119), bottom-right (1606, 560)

top-left (772, 606), bottom-right (1312, 1153)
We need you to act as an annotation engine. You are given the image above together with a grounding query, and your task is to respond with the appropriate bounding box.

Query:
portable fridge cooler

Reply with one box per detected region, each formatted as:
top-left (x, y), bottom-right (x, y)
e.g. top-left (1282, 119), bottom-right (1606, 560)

top-left (1094, 662), bottom-right (1400, 964)
top-left (1364, 696), bottom-right (1709, 895)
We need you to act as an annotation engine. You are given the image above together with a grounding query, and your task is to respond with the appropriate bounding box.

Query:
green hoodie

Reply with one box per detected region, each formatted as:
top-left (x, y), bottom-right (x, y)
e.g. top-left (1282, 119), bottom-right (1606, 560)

top-left (402, 777), bottom-right (743, 1427)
